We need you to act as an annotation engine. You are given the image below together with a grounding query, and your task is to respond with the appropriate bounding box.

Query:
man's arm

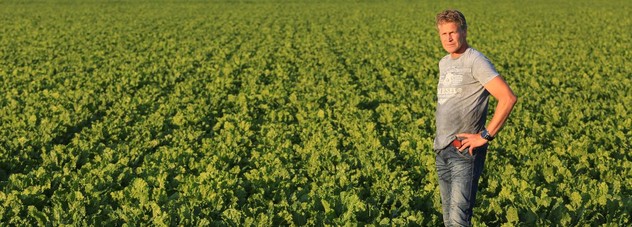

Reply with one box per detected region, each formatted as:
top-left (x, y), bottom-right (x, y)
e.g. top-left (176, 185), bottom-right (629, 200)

top-left (483, 76), bottom-right (517, 136)
top-left (457, 76), bottom-right (517, 153)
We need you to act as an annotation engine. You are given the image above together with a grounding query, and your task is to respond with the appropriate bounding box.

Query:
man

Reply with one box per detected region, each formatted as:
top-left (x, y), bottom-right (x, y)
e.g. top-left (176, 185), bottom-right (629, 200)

top-left (433, 9), bottom-right (517, 226)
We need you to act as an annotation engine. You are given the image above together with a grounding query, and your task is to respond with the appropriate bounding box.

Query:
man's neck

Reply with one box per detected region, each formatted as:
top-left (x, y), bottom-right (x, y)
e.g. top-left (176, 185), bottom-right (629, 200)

top-left (450, 44), bottom-right (469, 59)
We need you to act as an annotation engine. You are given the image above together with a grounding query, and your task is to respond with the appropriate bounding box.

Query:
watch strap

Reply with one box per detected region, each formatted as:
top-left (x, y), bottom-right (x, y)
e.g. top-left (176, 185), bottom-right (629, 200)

top-left (481, 129), bottom-right (494, 141)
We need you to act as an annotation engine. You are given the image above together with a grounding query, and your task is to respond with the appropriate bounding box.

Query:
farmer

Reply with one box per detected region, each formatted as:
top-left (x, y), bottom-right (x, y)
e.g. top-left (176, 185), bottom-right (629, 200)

top-left (433, 9), bottom-right (517, 226)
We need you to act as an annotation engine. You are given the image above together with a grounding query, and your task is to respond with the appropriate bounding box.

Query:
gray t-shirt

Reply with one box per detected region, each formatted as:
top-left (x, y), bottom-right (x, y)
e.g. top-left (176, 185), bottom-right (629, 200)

top-left (434, 47), bottom-right (499, 150)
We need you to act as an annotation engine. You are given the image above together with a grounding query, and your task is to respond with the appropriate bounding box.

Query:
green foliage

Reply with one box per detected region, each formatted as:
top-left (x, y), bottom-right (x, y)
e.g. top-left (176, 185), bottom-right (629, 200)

top-left (0, 0), bottom-right (630, 226)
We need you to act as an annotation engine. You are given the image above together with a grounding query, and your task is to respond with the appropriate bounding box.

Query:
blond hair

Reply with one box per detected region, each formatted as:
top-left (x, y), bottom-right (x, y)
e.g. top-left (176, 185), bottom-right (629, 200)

top-left (436, 9), bottom-right (467, 30)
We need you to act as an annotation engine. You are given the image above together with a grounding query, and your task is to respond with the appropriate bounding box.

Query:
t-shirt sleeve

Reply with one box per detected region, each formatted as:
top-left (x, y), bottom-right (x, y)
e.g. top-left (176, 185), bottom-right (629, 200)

top-left (472, 55), bottom-right (499, 85)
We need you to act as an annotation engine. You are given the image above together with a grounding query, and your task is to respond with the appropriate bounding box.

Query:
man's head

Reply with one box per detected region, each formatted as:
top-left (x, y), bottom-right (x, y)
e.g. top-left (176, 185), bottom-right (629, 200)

top-left (436, 9), bottom-right (468, 56)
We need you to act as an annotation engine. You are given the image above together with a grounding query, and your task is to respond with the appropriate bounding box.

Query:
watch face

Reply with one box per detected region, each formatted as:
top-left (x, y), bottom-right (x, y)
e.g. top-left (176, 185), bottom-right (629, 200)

top-left (482, 130), bottom-right (493, 141)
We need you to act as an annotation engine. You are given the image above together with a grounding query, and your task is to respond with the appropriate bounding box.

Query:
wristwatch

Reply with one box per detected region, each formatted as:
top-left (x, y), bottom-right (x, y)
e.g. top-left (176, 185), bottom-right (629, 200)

top-left (481, 129), bottom-right (494, 141)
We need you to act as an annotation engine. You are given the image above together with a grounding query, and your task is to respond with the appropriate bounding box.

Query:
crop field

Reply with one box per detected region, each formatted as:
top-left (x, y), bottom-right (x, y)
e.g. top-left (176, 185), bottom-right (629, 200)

top-left (0, 0), bottom-right (630, 226)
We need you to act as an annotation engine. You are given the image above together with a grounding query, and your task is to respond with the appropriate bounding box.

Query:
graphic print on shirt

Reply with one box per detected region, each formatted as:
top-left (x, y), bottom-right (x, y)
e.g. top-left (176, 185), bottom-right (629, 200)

top-left (437, 67), bottom-right (467, 105)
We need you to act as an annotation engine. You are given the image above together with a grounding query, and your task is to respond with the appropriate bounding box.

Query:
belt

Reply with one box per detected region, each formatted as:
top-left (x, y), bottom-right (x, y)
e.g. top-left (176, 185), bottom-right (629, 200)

top-left (451, 139), bottom-right (462, 148)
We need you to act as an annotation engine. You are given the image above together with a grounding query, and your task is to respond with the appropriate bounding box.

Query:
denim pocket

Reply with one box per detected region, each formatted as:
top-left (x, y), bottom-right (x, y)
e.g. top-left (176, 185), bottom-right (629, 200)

top-left (456, 147), bottom-right (473, 159)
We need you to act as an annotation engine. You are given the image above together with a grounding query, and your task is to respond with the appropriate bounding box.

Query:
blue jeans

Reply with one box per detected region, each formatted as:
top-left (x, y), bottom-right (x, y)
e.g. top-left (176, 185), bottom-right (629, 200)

top-left (435, 144), bottom-right (487, 227)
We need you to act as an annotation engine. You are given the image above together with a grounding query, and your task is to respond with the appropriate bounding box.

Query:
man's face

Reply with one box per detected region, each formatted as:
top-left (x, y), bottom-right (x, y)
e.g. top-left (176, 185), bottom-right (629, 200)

top-left (438, 22), bottom-right (467, 55)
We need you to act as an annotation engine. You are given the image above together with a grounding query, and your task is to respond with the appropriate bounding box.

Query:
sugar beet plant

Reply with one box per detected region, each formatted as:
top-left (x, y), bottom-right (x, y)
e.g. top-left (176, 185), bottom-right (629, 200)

top-left (0, 0), bottom-right (630, 226)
